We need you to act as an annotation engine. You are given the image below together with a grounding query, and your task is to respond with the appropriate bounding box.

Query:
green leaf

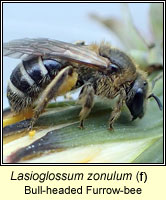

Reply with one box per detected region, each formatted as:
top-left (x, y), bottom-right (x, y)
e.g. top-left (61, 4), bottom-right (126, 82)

top-left (132, 137), bottom-right (163, 163)
top-left (3, 77), bottom-right (163, 163)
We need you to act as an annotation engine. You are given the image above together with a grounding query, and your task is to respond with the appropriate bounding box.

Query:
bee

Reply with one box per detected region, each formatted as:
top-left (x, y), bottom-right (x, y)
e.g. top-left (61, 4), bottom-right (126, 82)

top-left (3, 38), bottom-right (162, 130)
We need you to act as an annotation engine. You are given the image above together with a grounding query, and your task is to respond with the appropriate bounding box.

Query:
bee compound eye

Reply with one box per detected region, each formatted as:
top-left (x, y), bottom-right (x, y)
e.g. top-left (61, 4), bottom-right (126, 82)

top-left (108, 64), bottom-right (119, 74)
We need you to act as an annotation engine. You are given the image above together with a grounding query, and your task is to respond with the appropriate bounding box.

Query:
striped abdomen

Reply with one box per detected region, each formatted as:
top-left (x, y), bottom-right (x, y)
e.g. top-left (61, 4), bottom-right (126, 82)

top-left (7, 57), bottom-right (63, 113)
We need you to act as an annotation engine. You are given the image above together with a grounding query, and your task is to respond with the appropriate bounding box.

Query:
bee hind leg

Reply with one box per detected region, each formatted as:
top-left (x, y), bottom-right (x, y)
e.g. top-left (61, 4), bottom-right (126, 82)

top-left (28, 66), bottom-right (78, 131)
top-left (77, 83), bottom-right (94, 129)
top-left (109, 89), bottom-right (126, 130)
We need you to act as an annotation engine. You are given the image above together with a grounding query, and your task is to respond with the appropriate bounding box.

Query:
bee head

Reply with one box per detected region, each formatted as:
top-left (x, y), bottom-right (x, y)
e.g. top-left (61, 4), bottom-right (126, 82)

top-left (126, 74), bottom-right (162, 120)
top-left (126, 75), bottom-right (148, 120)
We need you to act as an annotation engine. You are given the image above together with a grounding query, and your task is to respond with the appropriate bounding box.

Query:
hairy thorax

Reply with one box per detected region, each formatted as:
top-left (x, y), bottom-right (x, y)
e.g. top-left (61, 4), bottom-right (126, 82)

top-left (76, 66), bottom-right (136, 100)
top-left (95, 75), bottom-right (120, 99)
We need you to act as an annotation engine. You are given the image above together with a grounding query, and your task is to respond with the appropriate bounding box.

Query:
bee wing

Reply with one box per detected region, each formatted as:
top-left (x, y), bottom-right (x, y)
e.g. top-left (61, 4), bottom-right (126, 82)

top-left (3, 38), bottom-right (109, 70)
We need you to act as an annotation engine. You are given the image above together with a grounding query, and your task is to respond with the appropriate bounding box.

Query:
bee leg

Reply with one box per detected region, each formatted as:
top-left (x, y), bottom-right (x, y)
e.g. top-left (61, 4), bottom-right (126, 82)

top-left (77, 83), bottom-right (94, 129)
top-left (28, 66), bottom-right (78, 131)
top-left (109, 89), bottom-right (126, 130)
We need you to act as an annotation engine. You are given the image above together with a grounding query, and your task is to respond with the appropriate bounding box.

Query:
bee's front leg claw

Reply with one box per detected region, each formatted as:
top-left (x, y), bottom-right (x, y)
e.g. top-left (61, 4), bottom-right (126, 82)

top-left (78, 120), bottom-right (85, 130)
top-left (108, 124), bottom-right (114, 131)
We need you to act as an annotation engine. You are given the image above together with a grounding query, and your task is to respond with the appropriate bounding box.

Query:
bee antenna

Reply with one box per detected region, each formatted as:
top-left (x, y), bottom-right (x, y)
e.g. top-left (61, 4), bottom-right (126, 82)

top-left (151, 73), bottom-right (163, 90)
top-left (148, 93), bottom-right (163, 110)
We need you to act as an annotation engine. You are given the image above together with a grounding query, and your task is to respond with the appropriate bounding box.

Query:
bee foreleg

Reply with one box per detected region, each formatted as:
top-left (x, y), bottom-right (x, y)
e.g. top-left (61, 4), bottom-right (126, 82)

top-left (77, 83), bottom-right (94, 129)
top-left (28, 66), bottom-right (78, 130)
top-left (109, 89), bottom-right (126, 130)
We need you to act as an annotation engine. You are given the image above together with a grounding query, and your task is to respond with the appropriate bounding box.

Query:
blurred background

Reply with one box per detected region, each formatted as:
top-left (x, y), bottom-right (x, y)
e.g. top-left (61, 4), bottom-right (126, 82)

top-left (3, 3), bottom-right (152, 108)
